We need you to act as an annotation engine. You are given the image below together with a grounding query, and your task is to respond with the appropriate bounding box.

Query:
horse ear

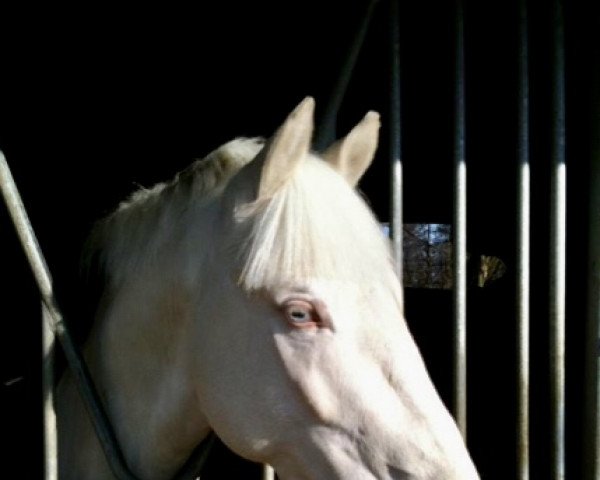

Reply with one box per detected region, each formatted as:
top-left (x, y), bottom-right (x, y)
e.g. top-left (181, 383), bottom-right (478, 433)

top-left (256, 96), bottom-right (315, 199)
top-left (321, 111), bottom-right (380, 186)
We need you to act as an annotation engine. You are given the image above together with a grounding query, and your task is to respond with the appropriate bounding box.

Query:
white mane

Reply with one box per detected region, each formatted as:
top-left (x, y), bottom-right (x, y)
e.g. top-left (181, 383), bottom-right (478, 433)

top-left (86, 137), bottom-right (265, 285)
top-left (237, 154), bottom-right (395, 291)
top-left (86, 136), bottom-right (395, 294)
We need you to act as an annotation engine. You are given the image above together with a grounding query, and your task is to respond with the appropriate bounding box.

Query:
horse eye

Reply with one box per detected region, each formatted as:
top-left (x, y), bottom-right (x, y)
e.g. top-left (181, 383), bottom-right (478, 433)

top-left (283, 301), bottom-right (318, 328)
top-left (290, 309), bottom-right (310, 322)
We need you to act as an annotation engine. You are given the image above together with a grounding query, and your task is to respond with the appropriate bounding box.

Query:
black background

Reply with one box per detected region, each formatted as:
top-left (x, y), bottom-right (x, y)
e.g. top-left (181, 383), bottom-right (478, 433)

top-left (1, 1), bottom-right (598, 478)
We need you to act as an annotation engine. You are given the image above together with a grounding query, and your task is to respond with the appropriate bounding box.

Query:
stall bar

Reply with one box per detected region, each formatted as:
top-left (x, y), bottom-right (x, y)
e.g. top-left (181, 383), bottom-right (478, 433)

top-left (453, 0), bottom-right (468, 440)
top-left (516, 0), bottom-right (531, 478)
top-left (549, 0), bottom-right (567, 479)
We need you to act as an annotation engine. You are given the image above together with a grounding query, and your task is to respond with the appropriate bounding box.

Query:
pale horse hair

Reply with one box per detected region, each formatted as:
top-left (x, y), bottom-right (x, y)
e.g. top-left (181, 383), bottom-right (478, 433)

top-left (86, 137), bottom-right (396, 299)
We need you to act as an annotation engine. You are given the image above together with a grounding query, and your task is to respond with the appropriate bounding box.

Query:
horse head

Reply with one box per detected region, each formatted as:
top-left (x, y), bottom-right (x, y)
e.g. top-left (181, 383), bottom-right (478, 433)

top-left (194, 97), bottom-right (480, 479)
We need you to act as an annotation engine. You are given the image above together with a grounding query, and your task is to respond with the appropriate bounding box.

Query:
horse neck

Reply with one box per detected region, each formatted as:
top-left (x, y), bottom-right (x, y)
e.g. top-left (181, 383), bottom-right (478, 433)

top-left (59, 201), bottom-right (217, 479)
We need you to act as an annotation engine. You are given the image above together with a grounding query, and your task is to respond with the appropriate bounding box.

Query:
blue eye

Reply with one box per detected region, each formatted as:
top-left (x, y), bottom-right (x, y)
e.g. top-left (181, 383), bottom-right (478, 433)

top-left (283, 301), bottom-right (319, 328)
top-left (290, 308), bottom-right (311, 322)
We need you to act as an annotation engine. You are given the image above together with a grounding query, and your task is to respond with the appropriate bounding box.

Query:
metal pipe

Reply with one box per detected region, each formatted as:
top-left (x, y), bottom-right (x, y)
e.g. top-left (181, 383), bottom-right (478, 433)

top-left (262, 465), bottom-right (276, 480)
top-left (549, 1), bottom-right (566, 478)
top-left (452, 0), bottom-right (468, 439)
top-left (313, 0), bottom-right (380, 151)
top-left (0, 151), bottom-right (138, 480)
top-left (42, 303), bottom-right (58, 480)
top-left (389, 0), bottom-right (403, 283)
top-left (516, 0), bottom-right (531, 478)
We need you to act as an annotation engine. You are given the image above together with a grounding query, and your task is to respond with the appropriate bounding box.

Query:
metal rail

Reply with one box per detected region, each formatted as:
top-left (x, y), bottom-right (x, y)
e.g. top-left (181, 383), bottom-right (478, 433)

top-left (452, 0), bottom-right (468, 439)
top-left (262, 465), bottom-right (275, 480)
top-left (549, 1), bottom-right (567, 478)
top-left (42, 303), bottom-right (58, 480)
top-left (389, 0), bottom-right (403, 282)
top-left (516, 0), bottom-right (531, 478)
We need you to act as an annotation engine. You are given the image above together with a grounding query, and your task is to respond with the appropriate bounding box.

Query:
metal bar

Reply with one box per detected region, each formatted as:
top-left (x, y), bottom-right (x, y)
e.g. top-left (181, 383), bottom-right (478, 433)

top-left (584, 40), bottom-right (600, 480)
top-left (313, 0), bottom-right (380, 151)
top-left (42, 303), bottom-right (58, 480)
top-left (262, 465), bottom-right (276, 480)
top-left (389, 0), bottom-right (403, 283)
top-left (549, 0), bottom-right (566, 478)
top-left (516, 0), bottom-right (531, 478)
top-left (452, 0), bottom-right (468, 439)
top-left (0, 151), bottom-right (139, 480)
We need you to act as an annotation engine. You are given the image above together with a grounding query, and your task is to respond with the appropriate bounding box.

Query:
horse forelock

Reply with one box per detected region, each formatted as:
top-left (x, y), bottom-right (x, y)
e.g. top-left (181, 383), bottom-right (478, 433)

top-left (83, 137), bottom-right (265, 287)
top-left (236, 155), bottom-right (395, 292)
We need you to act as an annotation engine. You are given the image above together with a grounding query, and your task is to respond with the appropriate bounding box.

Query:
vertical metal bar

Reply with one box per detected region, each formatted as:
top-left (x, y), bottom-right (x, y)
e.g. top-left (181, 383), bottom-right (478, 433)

top-left (313, 0), bottom-right (380, 151)
top-left (389, 0), bottom-right (403, 283)
top-left (584, 41), bottom-right (600, 480)
top-left (549, 0), bottom-right (566, 479)
top-left (453, 0), bottom-right (468, 439)
top-left (262, 465), bottom-right (275, 480)
top-left (516, 1), bottom-right (531, 478)
top-left (42, 303), bottom-right (58, 480)
top-left (0, 151), bottom-right (138, 480)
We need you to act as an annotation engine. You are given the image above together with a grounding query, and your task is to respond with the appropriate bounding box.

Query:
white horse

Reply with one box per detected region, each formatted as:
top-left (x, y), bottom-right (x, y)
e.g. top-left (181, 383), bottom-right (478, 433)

top-left (57, 97), bottom-right (480, 479)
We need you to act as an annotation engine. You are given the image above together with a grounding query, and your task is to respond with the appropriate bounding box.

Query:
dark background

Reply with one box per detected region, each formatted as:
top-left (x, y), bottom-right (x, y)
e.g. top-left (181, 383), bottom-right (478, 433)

top-left (1, 1), bottom-right (598, 478)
